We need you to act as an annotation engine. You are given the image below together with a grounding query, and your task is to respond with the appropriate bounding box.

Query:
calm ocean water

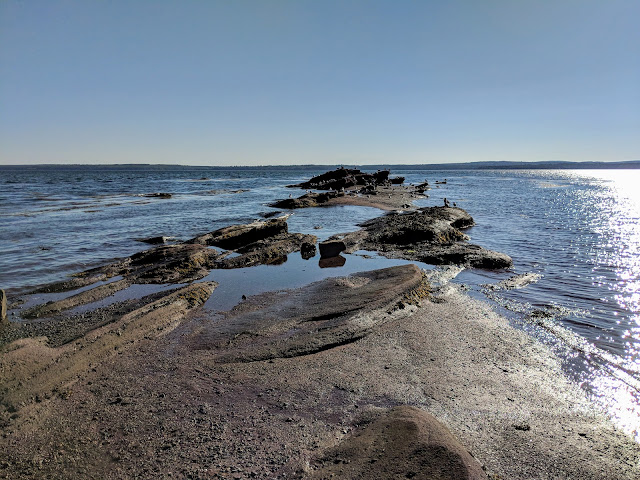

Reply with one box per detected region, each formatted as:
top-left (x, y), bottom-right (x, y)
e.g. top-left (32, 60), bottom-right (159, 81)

top-left (1, 164), bottom-right (639, 439)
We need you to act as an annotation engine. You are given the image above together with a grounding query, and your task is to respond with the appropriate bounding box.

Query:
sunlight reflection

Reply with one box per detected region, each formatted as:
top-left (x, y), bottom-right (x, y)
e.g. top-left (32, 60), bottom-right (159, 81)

top-left (566, 170), bottom-right (640, 440)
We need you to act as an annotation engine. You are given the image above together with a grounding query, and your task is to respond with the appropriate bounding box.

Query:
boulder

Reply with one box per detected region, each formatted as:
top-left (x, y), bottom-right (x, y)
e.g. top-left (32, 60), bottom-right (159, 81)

top-left (308, 406), bottom-right (487, 480)
top-left (362, 207), bottom-right (473, 246)
top-left (319, 240), bottom-right (346, 258)
top-left (300, 240), bottom-right (317, 259)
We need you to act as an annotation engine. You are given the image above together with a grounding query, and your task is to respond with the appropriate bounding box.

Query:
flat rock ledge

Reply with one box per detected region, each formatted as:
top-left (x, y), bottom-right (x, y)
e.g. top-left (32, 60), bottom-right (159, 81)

top-left (186, 264), bottom-right (429, 363)
top-left (16, 216), bottom-right (316, 321)
top-left (335, 206), bottom-right (512, 269)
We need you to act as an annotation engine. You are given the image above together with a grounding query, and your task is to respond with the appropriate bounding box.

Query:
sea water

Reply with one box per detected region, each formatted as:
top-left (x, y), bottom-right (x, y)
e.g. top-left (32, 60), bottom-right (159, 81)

top-left (1, 164), bottom-right (639, 438)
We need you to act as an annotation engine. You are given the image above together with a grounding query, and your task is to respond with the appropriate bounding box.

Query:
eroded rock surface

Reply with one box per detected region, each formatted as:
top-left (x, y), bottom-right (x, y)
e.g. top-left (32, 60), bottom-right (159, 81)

top-left (291, 167), bottom-right (396, 191)
top-left (188, 217), bottom-right (290, 250)
top-left (334, 206), bottom-right (512, 269)
top-left (17, 217), bottom-right (316, 320)
top-left (186, 264), bottom-right (429, 363)
top-left (270, 191), bottom-right (343, 209)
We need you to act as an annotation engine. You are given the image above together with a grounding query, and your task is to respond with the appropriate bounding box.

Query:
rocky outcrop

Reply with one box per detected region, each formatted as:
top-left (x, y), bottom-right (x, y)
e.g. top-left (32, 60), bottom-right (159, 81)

top-left (21, 217), bottom-right (315, 319)
top-left (291, 168), bottom-right (393, 191)
top-left (270, 191), bottom-right (343, 209)
top-left (333, 206), bottom-right (512, 269)
top-left (187, 264), bottom-right (429, 363)
top-left (21, 278), bottom-right (132, 319)
top-left (363, 207), bottom-right (474, 245)
top-left (188, 217), bottom-right (290, 249)
top-left (307, 406), bottom-right (487, 480)
top-left (1, 282), bottom-right (217, 413)
top-left (215, 233), bottom-right (317, 268)
top-left (319, 240), bottom-right (346, 258)
top-left (300, 239), bottom-right (317, 259)
top-left (418, 243), bottom-right (513, 269)
top-left (99, 243), bottom-right (218, 284)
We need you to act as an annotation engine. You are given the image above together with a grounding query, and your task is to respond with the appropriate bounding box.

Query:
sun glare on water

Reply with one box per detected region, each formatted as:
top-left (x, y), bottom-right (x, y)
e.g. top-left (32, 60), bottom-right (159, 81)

top-left (570, 169), bottom-right (640, 440)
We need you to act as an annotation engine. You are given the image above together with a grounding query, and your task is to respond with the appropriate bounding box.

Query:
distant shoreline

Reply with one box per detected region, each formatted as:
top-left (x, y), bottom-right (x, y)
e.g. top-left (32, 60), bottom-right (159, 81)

top-left (1, 160), bottom-right (640, 170)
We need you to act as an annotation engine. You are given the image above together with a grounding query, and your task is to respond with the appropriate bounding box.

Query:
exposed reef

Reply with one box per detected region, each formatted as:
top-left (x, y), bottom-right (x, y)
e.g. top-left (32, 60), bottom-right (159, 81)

top-left (290, 167), bottom-right (404, 191)
top-left (11, 216), bottom-right (316, 321)
top-left (333, 206), bottom-right (512, 269)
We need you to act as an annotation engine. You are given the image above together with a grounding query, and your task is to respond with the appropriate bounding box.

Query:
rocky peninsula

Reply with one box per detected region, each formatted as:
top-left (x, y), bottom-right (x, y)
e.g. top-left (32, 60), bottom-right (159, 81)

top-left (0, 169), bottom-right (638, 479)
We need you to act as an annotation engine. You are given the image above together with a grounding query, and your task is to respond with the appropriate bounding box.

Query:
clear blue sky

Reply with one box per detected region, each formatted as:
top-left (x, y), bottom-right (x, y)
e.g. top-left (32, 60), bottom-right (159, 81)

top-left (1, 1), bottom-right (638, 165)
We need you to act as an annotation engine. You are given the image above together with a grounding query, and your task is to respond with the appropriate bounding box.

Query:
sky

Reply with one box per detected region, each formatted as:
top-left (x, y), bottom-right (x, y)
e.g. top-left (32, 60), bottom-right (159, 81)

top-left (1, 1), bottom-right (638, 166)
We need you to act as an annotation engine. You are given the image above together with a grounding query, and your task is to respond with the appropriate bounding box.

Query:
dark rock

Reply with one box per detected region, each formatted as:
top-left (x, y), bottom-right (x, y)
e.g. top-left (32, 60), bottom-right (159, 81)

top-left (125, 244), bottom-right (217, 283)
top-left (308, 406), bottom-right (487, 480)
top-left (300, 240), bottom-right (317, 260)
top-left (144, 193), bottom-right (172, 199)
top-left (215, 233), bottom-right (317, 269)
top-left (418, 244), bottom-right (513, 269)
top-left (362, 207), bottom-right (473, 246)
top-left (390, 176), bottom-right (405, 184)
top-left (136, 236), bottom-right (173, 245)
top-left (269, 191), bottom-right (342, 209)
top-left (319, 240), bottom-right (346, 258)
top-left (331, 206), bottom-right (512, 269)
top-left (188, 217), bottom-right (289, 249)
top-left (260, 211), bottom-right (283, 218)
top-left (29, 274), bottom-right (109, 294)
top-left (0, 289), bottom-right (7, 325)
top-left (291, 168), bottom-right (392, 191)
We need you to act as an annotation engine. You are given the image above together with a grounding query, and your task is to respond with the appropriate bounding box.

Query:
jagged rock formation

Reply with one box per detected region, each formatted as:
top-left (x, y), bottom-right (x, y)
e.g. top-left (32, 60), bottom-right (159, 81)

top-left (291, 167), bottom-right (404, 191)
top-left (333, 206), bottom-right (512, 269)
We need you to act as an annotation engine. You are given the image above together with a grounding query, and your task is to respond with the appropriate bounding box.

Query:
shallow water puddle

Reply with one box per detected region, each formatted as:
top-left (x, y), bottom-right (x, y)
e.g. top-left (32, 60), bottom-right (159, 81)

top-left (202, 250), bottom-right (434, 313)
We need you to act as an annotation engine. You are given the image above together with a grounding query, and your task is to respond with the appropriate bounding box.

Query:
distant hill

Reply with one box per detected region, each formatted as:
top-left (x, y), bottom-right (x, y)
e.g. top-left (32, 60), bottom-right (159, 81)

top-left (3, 160), bottom-right (639, 170)
top-left (361, 160), bottom-right (640, 170)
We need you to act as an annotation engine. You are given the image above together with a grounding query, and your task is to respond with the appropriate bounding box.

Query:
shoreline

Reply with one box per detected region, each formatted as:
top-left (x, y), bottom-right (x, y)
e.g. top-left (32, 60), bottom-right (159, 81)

top-left (1, 268), bottom-right (638, 478)
top-left (1, 169), bottom-right (639, 478)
